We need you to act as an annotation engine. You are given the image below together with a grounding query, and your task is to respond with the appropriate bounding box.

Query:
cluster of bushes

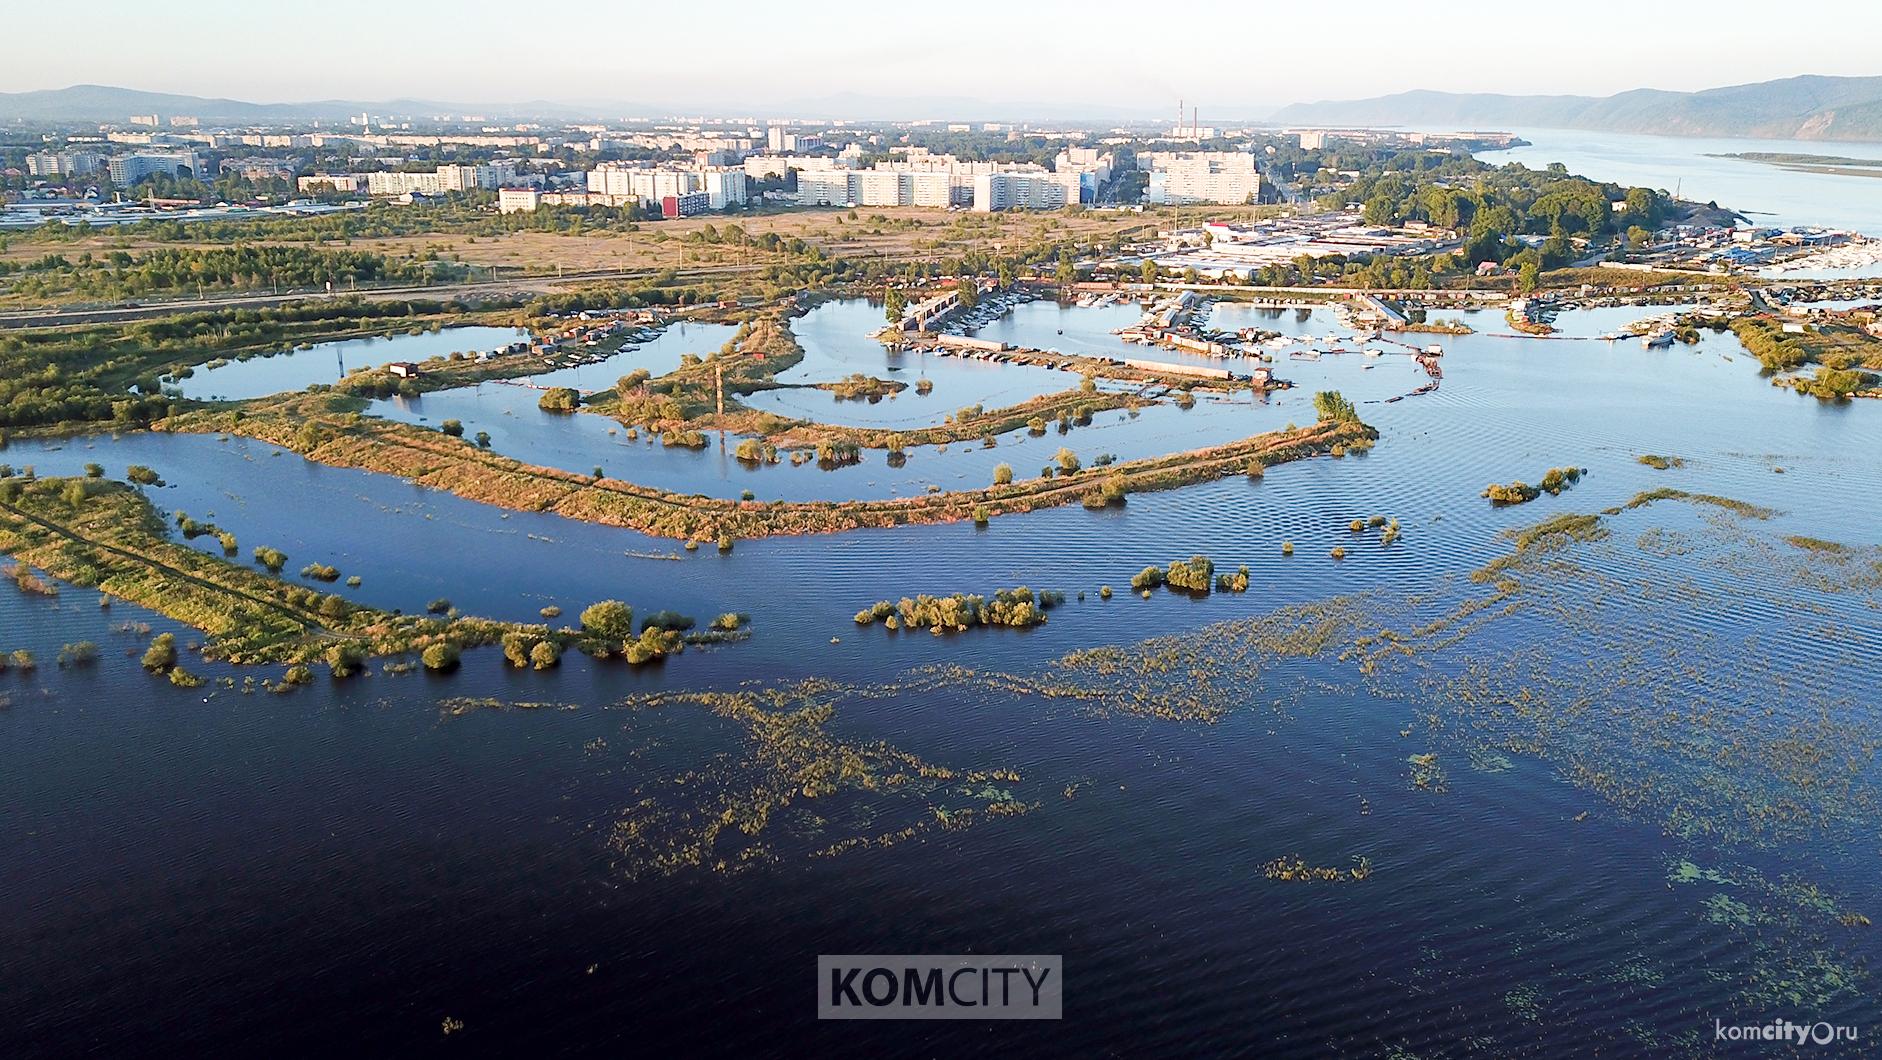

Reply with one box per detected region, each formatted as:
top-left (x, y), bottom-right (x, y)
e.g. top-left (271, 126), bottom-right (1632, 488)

top-left (854, 586), bottom-right (1064, 633)
top-left (827, 373), bottom-right (899, 400)
top-left (1128, 555), bottom-right (1250, 595)
top-left (574, 599), bottom-right (709, 665)
top-left (1483, 466), bottom-right (1582, 505)
top-left (1786, 366), bottom-right (1877, 400)
top-left (1080, 472), bottom-right (1128, 510)
top-left (1164, 555), bottom-right (1215, 593)
top-left (1349, 513), bottom-right (1402, 545)
top-left (538, 387), bottom-right (581, 412)
top-left (816, 440), bottom-right (861, 467)
top-left (734, 438), bottom-right (779, 464)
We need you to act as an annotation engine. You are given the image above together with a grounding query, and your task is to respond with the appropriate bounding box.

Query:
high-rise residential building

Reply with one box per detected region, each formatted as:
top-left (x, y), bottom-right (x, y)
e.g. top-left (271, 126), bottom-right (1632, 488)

top-left (1140, 151), bottom-right (1261, 205)
top-left (365, 163), bottom-right (518, 197)
top-left (795, 171), bottom-right (855, 207)
top-left (26, 151), bottom-right (104, 178)
top-left (700, 169), bottom-right (748, 210)
top-left (586, 163), bottom-right (747, 210)
top-left (298, 174), bottom-right (367, 196)
top-left (743, 154), bottom-right (848, 180)
top-left (971, 171), bottom-right (1081, 212)
top-left (107, 151), bottom-right (204, 185)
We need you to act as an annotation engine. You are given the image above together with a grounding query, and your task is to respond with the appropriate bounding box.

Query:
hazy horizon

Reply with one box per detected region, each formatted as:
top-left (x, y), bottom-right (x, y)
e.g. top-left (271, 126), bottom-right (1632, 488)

top-left (7, 0), bottom-right (1881, 117)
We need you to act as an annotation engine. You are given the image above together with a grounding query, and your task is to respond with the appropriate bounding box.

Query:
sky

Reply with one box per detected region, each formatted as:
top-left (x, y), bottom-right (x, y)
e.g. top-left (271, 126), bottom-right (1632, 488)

top-left (7, 0), bottom-right (1882, 116)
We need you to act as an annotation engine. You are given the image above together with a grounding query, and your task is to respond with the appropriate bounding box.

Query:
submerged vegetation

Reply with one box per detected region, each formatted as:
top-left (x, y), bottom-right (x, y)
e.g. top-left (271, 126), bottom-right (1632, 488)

top-left (0, 475), bottom-right (746, 671)
top-left (1637, 454), bottom-right (1685, 470)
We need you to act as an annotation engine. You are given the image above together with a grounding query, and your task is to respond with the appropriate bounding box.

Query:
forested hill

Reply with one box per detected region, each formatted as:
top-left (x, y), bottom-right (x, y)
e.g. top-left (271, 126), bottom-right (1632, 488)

top-left (1271, 75), bottom-right (1882, 143)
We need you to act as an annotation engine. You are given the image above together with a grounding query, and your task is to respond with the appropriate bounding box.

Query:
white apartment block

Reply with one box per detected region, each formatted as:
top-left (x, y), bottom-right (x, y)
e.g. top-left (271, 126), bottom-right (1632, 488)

top-left (701, 169), bottom-right (748, 210)
top-left (1141, 152), bottom-right (1261, 205)
top-left (364, 163), bottom-right (515, 197)
top-left (107, 151), bottom-right (204, 185)
top-left (743, 154), bottom-right (849, 180)
top-left (585, 164), bottom-right (747, 210)
top-left (795, 171), bottom-right (855, 207)
top-left (298, 174), bottom-right (367, 196)
top-left (26, 151), bottom-right (104, 178)
top-left (972, 171), bottom-right (1080, 212)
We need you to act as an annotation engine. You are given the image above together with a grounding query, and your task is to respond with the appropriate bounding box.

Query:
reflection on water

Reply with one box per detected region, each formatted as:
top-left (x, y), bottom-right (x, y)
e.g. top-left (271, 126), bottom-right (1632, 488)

top-left (1481, 127), bottom-right (1882, 234)
top-left (171, 325), bottom-right (529, 401)
top-left (742, 298), bottom-right (1083, 427)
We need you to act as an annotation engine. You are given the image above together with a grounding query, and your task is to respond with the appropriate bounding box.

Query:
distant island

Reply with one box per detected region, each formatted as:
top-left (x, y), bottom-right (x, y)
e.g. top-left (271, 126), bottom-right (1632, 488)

top-left (1713, 151), bottom-right (1882, 179)
top-left (1272, 74), bottom-right (1882, 144)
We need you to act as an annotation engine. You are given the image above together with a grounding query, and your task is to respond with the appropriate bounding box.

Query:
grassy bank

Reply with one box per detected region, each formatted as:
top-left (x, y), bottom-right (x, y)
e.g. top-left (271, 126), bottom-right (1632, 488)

top-left (0, 475), bottom-right (531, 664)
top-left (161, 394), bottom-right (1373, 542)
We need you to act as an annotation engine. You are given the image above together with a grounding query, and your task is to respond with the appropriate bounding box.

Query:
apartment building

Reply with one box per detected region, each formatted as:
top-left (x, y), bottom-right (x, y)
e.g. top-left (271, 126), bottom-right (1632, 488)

top-left (364, 162), bottom-right (518, 197)
top-left (971, 171), bottom-right (1080, 212)
top-left (586, 164), bottom-right (747, 210)
top-left (25, 151), bottom-right (104, 178)
top-left (106, 151), bottom-right (205, 185)
top-left (1141, 151), bottom-right (1261, 205)
top-left (298, 173), bottom-right (367, 196)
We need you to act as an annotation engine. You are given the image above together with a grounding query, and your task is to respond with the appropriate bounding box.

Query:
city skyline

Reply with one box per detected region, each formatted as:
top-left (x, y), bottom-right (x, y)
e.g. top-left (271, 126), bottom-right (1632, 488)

top-left (7, 0), bottom-right (1882, 117)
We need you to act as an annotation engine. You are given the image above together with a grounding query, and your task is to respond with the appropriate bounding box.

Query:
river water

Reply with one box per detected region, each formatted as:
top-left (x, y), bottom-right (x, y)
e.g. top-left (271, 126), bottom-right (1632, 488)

top-left (1479, 128), bottom-right (1882, 236)
top-left (3, 290), bottom-right (1880, 1055)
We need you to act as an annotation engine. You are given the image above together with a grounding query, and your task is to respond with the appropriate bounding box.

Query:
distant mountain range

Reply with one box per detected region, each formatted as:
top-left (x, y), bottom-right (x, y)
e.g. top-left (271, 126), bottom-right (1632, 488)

top-left (8, 76), bottom-right (1882, 140)
top-left (0, 84), bottom-right (1160, 125)
top-left (0, 84), bottom-right (598, 124)
top-left (1271, 75), bottom-right (1882, 142)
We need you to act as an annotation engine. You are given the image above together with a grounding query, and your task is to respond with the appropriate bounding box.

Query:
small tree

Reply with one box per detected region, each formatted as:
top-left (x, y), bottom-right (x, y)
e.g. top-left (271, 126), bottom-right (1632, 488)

top-left (581, 600), bottom-right (635, 640)
top-left (141, 633), bottom-right (177, 671)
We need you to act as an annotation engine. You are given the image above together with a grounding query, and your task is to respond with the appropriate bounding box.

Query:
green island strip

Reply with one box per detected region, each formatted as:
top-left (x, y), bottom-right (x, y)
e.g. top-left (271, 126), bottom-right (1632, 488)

top-left (160, 390), bottom-right (1374, 542)
top-left (0, 475), bottom-right (746, 669)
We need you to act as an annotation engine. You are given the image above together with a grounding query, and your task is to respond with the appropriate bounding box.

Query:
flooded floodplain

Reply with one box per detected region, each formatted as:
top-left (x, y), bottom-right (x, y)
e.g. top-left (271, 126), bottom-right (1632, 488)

top-left (5, 295), bottom-right (1881, 1056)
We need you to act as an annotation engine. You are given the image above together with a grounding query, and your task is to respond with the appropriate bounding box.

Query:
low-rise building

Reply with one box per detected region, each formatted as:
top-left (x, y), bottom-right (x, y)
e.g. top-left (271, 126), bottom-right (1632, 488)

top-left (661, 192), bottom-right (710, 218)
top-left (498, 187), bottom-right (543, 213)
